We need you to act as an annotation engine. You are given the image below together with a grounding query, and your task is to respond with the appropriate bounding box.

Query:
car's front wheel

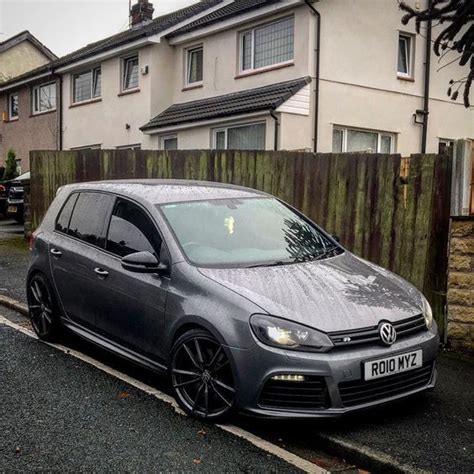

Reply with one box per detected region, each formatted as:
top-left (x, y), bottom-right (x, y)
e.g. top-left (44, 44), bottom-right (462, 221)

top-left (27, 273), bottom-right (61, 341)
top-left (170, 329), bottom-right (236, 421)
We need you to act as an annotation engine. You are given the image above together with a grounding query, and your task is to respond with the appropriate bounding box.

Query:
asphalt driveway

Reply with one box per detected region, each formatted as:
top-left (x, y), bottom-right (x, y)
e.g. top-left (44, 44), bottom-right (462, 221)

top-left (1, 222), bottom-right (473, 472)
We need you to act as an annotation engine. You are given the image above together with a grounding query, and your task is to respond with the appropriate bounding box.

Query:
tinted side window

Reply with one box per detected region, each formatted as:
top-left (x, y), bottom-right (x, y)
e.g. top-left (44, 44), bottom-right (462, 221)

top-left (55, 193), bottom-right (78, 233)
top-left (68, 192), bottom-right (114, 248)
top-left (106, 199), bottom-right (161, 257)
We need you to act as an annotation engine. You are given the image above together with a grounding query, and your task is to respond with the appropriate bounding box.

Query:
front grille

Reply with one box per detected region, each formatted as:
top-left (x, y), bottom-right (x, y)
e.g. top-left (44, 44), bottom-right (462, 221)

top-left (339, 363), bottom-right (434, 407)
top-left (258, 376), bottom-right (329, 411)
top-left (8, 187), bottom-right (23, 200)
top-left (328, 314), bottom-right (427, 349)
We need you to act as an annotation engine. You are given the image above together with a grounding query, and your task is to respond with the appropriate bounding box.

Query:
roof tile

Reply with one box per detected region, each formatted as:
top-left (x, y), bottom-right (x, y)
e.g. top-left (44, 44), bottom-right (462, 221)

top-left (141, 76), bottom-right (311, 130)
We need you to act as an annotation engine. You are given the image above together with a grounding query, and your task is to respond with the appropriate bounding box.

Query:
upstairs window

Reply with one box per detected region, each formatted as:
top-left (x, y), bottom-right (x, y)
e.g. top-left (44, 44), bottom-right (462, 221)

top-left (32, 83), bottom-right (57, 114)
top-left (333, 126), bottom-right (395, 154)
top-left (73, 67), bottom-right (101, 103)
top-left (8, 93), bottom-right (18, 120)
top-left (122, 55), bottom-right (139, 91)
top-left (240, 16), bottom-right (294, 73)
top-left (186, 45), bottom-right (203, 85)
top-left (398, 33), bottom-right (414, 79)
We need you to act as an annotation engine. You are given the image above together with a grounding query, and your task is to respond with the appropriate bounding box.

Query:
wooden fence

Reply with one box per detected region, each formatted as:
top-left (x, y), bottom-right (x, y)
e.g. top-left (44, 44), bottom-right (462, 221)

top-left (30, 149), bottom-right (452, 336)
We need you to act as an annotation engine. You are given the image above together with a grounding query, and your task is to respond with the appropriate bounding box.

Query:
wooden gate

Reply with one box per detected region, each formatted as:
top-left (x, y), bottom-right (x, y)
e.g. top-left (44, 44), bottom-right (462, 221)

top-left (30, 150), bottom-right (452, 336)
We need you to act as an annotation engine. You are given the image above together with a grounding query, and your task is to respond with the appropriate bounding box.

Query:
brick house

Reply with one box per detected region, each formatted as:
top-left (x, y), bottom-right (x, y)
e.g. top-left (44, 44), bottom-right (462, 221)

top-left (0, 31), bottom-right (58, 172)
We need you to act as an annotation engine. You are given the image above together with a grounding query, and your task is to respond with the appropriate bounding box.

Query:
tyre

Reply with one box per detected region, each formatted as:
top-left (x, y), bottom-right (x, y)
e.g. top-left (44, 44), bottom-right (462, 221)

top-left (170, 329), bottom-right (236, 422)
top-left (27, 273), bottom-right (61, 342)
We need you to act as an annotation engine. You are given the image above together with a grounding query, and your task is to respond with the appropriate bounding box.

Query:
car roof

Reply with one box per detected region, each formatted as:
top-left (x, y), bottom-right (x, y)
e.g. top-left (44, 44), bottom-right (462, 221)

top-left (62, 179), bottom-right (268, 205)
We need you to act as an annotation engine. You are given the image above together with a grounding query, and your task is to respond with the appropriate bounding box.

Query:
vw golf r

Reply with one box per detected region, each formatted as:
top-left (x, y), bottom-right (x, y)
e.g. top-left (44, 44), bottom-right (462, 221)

top-left (27, 180), bottom-right (439, 421)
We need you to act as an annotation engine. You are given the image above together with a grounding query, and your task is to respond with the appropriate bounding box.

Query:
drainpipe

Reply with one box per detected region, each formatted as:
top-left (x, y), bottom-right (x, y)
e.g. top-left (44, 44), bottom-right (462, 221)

top-left (53, 72), bottom-right (63, 151)
top-left (421, 0), bottom-right (432, 153)
top-left (270, 109), bottom-right (280, 151)
top-left (304, 0), bottom-right (320, 153)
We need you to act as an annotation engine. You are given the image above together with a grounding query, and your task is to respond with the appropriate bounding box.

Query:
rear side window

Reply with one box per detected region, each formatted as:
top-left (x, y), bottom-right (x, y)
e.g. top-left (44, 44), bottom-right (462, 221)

top-left (106, 199), bottom-right (161, 257)
top-left (68, 192), bottom-right (114, 248)
top-left (55, 193), bottom-right (78, 233)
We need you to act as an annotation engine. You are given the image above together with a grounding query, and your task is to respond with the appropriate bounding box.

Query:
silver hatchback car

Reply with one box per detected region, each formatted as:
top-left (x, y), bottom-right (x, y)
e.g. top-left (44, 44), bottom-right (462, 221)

top-left (28, 180), bottom-right (438, 421)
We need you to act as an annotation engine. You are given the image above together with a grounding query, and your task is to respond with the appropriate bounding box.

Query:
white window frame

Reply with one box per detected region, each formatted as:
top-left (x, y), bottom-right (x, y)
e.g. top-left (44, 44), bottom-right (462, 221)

top-left (8, 92), bottom-right (19, 120)
top-left (116, 143), bottom-right (141, 150)
top-left (239, 16), bottom-right (295, 74)
top-left (212, 121), bottom-right (266, 150)
top-left (32, 82), bottom-right (57, 115)
top-left (160, 134), bottom-right (178, 150)
top-left (333, 126), bottom-right (396, 154)
top-left (70, 144), bottom-right (102, 150)
top-left (185, 45), bottom-right (203, 87)
top-left (397, 32), bottom-right (415, 79)
top-left (438, 138), bottom-right (455, 154)
top-left (15, 159), bottom-right (22, 175)
top-left (122, 54), bottom-right (139, 91)
top-left (72, 66), bottom-right (101, 104)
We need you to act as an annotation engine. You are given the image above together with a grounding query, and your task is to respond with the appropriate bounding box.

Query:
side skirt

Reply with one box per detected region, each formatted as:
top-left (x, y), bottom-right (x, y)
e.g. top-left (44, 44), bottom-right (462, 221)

top-left (61, 318), bottom-right (168, 375)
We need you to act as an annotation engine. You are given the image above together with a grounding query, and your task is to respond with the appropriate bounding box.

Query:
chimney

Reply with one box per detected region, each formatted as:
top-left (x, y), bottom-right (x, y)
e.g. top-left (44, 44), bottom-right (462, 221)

top-left (130, 0), bottom-right (154, 27)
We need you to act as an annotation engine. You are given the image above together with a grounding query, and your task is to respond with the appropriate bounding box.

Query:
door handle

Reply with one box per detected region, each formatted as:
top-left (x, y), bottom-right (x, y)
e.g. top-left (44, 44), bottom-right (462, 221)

top-left (94, 268), bottom-right (109, 278)
top-left (50, 248), bottom-right (62, 258)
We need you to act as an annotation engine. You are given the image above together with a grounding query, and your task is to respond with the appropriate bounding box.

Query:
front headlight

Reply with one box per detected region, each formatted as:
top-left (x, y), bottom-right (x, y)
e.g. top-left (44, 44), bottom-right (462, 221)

top-left (250, 314), bottom-right (333, 352)
top-left (422, 296), bottom-right (433, 329)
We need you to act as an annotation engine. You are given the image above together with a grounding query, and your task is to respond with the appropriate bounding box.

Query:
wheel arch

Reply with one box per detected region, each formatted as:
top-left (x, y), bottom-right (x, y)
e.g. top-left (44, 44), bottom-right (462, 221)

top-left (168, 315), bottom-right (229, 353)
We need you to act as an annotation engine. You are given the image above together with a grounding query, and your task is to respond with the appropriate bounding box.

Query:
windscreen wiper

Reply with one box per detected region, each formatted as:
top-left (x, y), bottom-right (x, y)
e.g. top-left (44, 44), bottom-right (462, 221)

top-left (313, 245), bottom-right (341, 261)
top-left (245, 260), bottom-right (293, 268)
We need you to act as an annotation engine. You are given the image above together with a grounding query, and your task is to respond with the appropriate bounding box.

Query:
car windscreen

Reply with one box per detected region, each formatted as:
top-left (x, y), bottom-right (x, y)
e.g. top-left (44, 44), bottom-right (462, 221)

top-left (159, 197), bottom-right (341, 267)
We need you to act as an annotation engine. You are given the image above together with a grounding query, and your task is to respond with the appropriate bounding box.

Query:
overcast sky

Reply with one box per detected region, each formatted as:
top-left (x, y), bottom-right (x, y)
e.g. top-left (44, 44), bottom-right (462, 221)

top-left (0, 0), bottom-right (197, 57)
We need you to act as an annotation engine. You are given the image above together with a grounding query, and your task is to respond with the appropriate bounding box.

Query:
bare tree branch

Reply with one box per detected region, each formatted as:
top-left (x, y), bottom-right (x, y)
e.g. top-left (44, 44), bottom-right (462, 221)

top-left (400, 0), bottom-right (474, 108)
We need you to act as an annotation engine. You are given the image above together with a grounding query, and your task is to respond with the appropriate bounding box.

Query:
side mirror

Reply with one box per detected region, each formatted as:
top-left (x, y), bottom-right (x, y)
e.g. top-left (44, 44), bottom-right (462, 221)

top-left (121, 251), bottom-right (167, 274)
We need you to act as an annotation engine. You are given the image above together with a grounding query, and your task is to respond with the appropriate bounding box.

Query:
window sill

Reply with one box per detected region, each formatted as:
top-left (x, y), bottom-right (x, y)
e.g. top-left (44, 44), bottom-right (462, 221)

top-left (182, 83), bottom-right (203, 91)
top-left (30, 109), bottom-right (57, 118)
top-left (118, 88), bottom-right (140, 97)
top-left (235, 61), bottom-right (294, 79)
top-left (69, 98), bottom-right (102, 108)
top-left (3, 117), bottom-right (18, 123)
top-left (397, 74), bottom-right (415, 82)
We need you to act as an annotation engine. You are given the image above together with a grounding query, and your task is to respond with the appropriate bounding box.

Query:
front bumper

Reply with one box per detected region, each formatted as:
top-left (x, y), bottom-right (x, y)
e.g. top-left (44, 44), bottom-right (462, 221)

top-left (230, 323), bottom-right (439, 418)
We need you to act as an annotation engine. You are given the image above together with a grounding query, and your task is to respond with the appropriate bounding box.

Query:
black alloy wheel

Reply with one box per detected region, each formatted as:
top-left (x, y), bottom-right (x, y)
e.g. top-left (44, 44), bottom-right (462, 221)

top-left (171, 329), bottom-right (236, 421)
top-left (27, 274), bottom-right (60, 341)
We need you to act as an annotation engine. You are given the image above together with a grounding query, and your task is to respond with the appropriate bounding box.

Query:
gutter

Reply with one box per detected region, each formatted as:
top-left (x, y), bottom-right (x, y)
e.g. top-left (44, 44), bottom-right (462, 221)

top-left (421, 0), bottom-right (432, 153)
top-left (0, 71), bottom-right (51, 93)
top-left (304, 0), bottom-right (321, 153)
top-left (270, 110), bottom-right (280, 151)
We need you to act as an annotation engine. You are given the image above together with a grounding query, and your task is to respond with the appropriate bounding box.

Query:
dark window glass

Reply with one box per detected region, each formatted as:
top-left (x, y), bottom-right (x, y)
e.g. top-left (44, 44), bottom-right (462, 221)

top-left (55, 193), bottom-right (78, 233)
top-left (68, 192), bottom-right (114, 248)
top-left (106, 199), bottom-right (161, 257)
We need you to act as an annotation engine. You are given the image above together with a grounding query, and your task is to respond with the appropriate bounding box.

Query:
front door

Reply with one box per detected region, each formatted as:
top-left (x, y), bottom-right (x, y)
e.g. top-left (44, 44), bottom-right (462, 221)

top-left (92, 198), bottom-right (169, 360)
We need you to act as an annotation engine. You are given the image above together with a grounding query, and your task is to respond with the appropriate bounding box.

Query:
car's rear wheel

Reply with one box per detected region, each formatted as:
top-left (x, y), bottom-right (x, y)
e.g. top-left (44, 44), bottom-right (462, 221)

top-left (27, 274), bottom-right (61, 341)
top-left (170, 329), bottom-right (236, 421)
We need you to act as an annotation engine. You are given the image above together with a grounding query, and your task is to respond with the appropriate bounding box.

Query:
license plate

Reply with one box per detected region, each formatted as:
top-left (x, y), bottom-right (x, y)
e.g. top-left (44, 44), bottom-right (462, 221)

top-left (364, 350), bottom-right (422, 380)
top-left (7, 206), bottom-right (17, 213)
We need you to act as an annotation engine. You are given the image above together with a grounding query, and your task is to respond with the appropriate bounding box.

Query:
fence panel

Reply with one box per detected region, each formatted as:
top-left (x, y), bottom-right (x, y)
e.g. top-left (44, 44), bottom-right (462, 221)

top-left (29, 149), bottom-right (451, 336)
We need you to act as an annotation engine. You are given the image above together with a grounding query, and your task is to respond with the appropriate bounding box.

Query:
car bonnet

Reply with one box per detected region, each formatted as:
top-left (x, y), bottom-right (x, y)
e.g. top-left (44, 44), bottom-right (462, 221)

top-left (198, 252), bottom-right (423, 333)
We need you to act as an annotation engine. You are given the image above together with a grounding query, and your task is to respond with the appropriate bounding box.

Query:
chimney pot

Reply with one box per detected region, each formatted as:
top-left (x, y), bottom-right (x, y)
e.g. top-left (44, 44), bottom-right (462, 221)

top-left (130, 0), bottom-right (154, 27)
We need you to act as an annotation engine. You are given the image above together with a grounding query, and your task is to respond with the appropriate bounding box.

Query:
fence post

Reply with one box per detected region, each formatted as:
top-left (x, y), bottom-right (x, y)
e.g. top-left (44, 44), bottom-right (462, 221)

top-left (451, 139), bottom-right (473, 216)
